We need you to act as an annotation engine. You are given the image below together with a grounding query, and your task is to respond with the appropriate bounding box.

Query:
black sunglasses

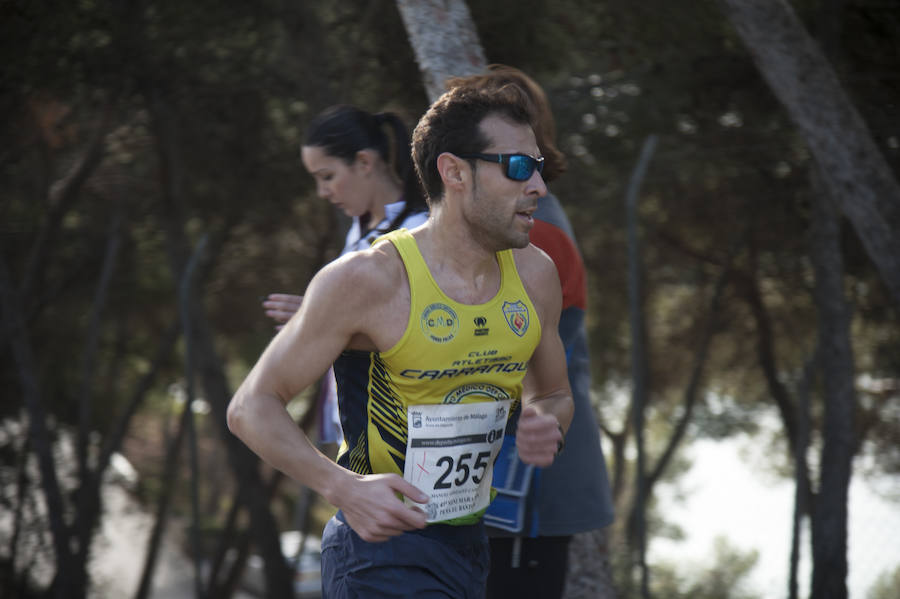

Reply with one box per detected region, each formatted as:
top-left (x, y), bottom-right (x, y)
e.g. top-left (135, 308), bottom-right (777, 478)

top-left (458, 153), bottom-right (545, 182)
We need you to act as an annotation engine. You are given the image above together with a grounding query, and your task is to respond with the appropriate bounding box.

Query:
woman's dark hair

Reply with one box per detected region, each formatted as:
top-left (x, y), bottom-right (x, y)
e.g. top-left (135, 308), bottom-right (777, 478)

top-left (305, 105), bottom-right (427, 234)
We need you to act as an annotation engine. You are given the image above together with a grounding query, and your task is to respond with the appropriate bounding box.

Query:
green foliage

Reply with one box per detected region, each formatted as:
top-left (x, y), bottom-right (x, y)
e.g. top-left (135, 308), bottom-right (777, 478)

top-left (479, 1), bottom-right (900, 480)
top-left (472, 1), bottom-right (899, 593)
top-left (867, 564), bottom-right (900, 599)
top-left (0, 0), bottom-right (428, 426)
top-left (652, 536), bottom-right (761, 599)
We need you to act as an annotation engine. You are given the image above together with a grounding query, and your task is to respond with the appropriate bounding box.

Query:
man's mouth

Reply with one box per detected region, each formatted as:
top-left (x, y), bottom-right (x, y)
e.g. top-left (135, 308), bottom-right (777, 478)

top-left (516, 206), bottom-right (537, 224)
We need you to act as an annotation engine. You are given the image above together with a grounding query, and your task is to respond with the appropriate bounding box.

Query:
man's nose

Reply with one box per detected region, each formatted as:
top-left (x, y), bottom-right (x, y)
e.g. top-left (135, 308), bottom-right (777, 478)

top-left (527, 170), bottom-right (548, 197)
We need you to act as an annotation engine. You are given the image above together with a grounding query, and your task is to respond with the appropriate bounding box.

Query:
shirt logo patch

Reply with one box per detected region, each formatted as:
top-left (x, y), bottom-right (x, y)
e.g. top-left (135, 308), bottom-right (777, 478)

top-left (421, 303), bottom-right (459, 343)
top-left (474, 316), bottom-right (489, 337)
top-left (501, 300), bottom-right (529, 337)
top-left (444, 382), bottom-right (511, 404)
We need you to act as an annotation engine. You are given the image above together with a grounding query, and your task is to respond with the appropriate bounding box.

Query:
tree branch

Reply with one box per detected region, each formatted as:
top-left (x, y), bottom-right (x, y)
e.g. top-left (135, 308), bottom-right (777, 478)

top-left (22, 103), bottom-right (115, 300)
top-left (0, 255), bottom-right (74, 594)
top-left (646, 239), bottom-right (739, 491)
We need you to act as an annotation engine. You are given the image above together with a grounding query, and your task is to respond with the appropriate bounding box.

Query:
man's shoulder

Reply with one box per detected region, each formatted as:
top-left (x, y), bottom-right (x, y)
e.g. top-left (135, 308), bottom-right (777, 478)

top-left (298, 236), bottom-right (408, 352)
top-left (511, 243), bottom-right (557, 281)
top-left (512, 244), bottom-right (562, 318)
top-left (324, 240), bottom-right (404, 296)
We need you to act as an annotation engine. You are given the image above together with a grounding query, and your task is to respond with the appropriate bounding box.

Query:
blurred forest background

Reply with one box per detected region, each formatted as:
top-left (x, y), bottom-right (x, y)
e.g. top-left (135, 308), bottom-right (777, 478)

top-left (1, 0), bottom-right (899, 598)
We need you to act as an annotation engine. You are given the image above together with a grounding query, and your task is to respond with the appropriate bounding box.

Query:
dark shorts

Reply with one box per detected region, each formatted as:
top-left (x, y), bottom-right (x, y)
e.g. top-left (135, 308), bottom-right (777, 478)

top-left (486, 536), bottom-right (573, 599)
top-left (321, 511), bottom-right (490, 599)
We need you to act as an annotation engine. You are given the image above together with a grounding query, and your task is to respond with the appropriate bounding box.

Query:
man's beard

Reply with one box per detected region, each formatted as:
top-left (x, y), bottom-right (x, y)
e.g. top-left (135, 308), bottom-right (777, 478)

top-left (467, 179), bottom-right (531, 252)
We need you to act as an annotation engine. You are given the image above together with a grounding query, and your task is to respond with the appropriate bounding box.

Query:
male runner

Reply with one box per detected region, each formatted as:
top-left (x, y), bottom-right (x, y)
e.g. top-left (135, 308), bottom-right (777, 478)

top-left (227, 83), bottom-right (573, 598)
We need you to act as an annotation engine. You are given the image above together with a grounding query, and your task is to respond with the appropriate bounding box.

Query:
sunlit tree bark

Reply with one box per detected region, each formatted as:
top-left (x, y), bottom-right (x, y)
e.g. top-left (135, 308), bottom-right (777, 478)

top-left (395, 0), bottom-right (487, 102)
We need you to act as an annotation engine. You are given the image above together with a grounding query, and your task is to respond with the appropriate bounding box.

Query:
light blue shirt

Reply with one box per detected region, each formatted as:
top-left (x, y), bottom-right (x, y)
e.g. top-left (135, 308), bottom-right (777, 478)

top-left (342, 199), bottom-right (428, 255)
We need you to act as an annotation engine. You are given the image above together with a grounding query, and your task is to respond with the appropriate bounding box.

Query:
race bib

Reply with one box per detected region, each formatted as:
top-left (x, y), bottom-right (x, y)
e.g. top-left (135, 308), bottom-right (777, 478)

top-left (404, 400), bottom-right (511, 522)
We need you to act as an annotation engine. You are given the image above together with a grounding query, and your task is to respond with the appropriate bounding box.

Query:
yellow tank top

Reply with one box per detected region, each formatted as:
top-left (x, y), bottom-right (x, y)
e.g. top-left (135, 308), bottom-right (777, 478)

top-left (333, 229), bottom-right (541, 482)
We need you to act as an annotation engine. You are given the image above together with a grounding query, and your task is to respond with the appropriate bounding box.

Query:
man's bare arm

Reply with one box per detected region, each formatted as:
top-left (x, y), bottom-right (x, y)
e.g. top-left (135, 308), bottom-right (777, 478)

top-left (514, 245), bottom-right (575, 467)
top-left (227, 251), bottom-right (428, 541)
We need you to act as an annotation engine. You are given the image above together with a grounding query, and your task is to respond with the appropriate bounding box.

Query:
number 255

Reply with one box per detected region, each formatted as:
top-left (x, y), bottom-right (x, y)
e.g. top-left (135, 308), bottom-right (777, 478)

top-left (434, 451), bottom-right (491, 490)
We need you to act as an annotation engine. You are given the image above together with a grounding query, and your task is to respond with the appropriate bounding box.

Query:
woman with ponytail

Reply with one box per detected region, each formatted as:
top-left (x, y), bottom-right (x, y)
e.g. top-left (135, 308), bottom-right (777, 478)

top-left (301, 104), bottom-right (428, 252)
top-left (262, 105), bottom-right (429, 443)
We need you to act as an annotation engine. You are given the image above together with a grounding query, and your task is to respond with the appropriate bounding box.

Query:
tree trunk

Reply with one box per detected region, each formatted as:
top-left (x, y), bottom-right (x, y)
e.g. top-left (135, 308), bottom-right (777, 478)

top-left (625, 135), bottom-right (657, 599)
top-left (133, 386), bottom-right (193, 599)
top-left (395, 0), bottom-right (487, 102)
top-left (179, 235), bottom-right (208, 599)
top-left (22, 104), bottom-right (114, 303)
top-left (0, 257), bottom-right (74, 599)
top-left (565, 529), bottom-right (616, 599)
top-left (0, 104), bottom-right (116, 599)
top-left (741, 254), bottom-right (800, 456)
top-left (718, 0), bottom-right (900, 309)
top-left (191, 291), bottom-right (296, 599)
top-left (74, 211), bottom-right (123, 595)
top-left (645, 234), bottom-right (739, 494)
top-left (789, 352), bottom-right (816, 599)
top-left (808, 172), bottom-right (857, 599)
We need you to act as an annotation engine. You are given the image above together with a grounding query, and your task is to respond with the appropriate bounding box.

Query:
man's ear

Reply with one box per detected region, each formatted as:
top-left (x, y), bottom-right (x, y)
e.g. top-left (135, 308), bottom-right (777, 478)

top-left (436, 152), bottom-right (469, 191)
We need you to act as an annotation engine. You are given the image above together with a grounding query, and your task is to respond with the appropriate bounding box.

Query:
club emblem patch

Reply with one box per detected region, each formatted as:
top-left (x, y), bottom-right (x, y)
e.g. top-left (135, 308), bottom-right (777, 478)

top-left (444, 383), bottom-right (510, 404)
top-left (421, 303), bottom-right (459, 343)
top-left (501, 300), bottom-right (529, 337)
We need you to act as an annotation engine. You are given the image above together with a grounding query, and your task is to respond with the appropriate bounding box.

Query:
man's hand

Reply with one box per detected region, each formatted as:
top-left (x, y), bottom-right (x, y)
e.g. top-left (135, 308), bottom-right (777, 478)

top-left (262, 293), bottom-right (303, 329)
top-left (515, 405), bottom-right (564, 467)
top-left (337, 473), bottom-right (429, 543)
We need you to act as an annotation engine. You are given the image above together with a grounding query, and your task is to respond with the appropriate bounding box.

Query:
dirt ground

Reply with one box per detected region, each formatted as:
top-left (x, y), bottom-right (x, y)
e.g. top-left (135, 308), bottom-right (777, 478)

top-left (90, 482), bottom-right (256, 599)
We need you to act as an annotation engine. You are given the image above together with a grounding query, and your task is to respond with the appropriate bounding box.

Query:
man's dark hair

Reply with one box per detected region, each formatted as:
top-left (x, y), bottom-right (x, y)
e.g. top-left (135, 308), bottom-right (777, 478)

top-left (445, 65), bottom-right (568, 184)
top-left (411, 84), bottom-right (533, 204)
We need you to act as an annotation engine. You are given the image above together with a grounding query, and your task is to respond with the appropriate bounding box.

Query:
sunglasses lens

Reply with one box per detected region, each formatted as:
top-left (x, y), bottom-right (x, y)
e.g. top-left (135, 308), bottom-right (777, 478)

top-left (506, 155), bottom-right (536, 181)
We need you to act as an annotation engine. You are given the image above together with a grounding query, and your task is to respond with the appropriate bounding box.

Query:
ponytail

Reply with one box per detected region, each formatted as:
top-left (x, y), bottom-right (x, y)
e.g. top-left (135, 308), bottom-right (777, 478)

top-left (375, 112), bottom-right (428, 234)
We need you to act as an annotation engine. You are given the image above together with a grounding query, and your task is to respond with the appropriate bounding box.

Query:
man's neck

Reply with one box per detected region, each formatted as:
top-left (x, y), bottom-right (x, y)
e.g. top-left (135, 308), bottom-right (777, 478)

top-left (414, 211), bottom-right (502, 305)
